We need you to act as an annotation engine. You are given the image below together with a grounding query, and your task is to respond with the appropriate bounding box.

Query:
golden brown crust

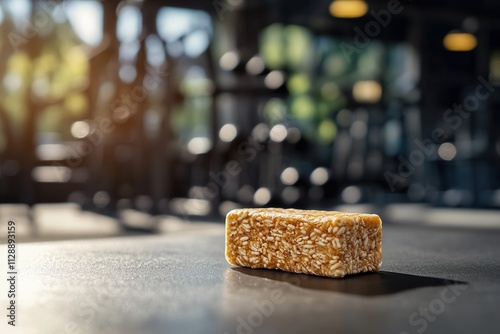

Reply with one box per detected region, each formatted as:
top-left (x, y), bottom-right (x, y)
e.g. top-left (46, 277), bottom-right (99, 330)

top-left (225, 208), bottom-right (382, 278)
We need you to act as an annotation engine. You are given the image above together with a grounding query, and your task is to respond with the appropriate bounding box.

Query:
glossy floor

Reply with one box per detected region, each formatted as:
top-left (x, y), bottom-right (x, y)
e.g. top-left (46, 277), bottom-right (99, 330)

top-left (1, 223), bottom-right (499, 334)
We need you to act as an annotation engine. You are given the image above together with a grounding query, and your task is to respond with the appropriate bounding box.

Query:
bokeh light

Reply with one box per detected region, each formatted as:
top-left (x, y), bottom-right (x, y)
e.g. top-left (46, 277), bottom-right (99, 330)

top-left (219, 124), bottom-right (238, 142)
top-left (280, 167), bottom-right (299, 185)
top-left (310, 167), bottom-right (329, 186)
top-left (254, 187), bottom-right (271, 205)
top-left (438, 143), bottom-right (457, 161)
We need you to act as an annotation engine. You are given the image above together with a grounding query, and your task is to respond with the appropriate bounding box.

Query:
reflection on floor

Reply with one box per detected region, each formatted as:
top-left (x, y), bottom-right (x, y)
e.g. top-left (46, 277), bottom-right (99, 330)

top-left (0, 203), bottom-right (221, 244)
top-left (0, 203), bottom-right (498, 244)
top-left (334, 204), bottom-right (500, 229)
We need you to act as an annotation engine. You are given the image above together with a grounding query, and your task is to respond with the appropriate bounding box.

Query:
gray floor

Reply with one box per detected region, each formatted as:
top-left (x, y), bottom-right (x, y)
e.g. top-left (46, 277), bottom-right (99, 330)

top-left (0, 203), bottom-right (221, 243)
top-left (1, 223), bottom-right (499, 334)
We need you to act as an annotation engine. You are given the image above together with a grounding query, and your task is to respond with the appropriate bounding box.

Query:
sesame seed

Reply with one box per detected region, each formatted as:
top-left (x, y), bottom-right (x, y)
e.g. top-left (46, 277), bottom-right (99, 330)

top-left (330, 263), bottom-right (341, 270)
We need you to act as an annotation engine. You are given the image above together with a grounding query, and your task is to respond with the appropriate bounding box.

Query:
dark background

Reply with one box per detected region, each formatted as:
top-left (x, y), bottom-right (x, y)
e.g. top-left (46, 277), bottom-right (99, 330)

top-left (0, 0), bottom-right (499, 234)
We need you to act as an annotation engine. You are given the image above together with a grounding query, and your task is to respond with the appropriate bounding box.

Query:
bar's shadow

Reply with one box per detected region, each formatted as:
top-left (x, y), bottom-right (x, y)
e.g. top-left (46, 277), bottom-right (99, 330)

top-left (230, 267), bottom-right (467, 297)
